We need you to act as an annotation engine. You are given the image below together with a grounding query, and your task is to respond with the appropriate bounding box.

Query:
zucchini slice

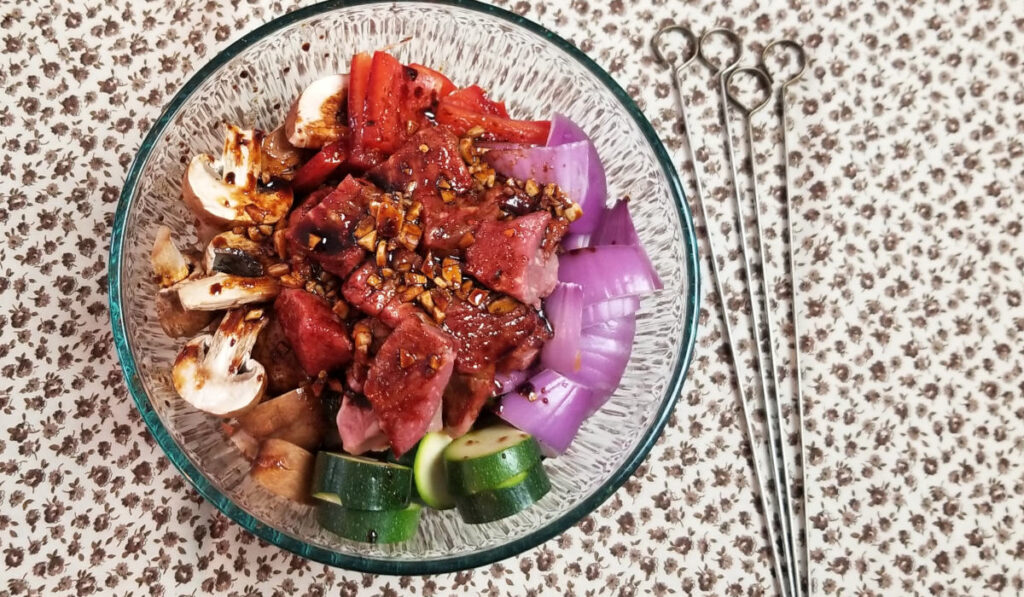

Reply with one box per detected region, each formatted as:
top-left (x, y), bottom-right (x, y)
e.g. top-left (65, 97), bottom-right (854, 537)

top-left (413, 432), bottom-right (455, 509)
top-left (316, 501), bottom-right (422, 544)
top-left (454, 461), bottom-right (551, 524)
top-left (311, 452), bottom-right (412, 511)
top-left (444, 425), bottom-right (541, 495)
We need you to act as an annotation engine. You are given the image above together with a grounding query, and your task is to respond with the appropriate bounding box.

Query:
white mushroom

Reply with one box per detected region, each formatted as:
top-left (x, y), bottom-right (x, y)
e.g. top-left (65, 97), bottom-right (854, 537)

top-left (235, 387), bottom-right (325, 451)
top-left (172, 308), bottom-right (268, 416)
top-left (203, 231), bottom-right (270, 277)
top-left (182, 124), bottom-right (293, 227)
top-left (250, 438), bottom-right (315, 503)
top-left (155, 290), bottom-right (215, 338)
top-left (177, 272), bottom-right (280, 311)
top-left (260, 125), bottom-right (306, 181)
top-left (151, 225), bottom-right (192, 288)
top-left (284, 74), bottom-right (349, 148)
top-left (151, 226), bottom-right (214, 337)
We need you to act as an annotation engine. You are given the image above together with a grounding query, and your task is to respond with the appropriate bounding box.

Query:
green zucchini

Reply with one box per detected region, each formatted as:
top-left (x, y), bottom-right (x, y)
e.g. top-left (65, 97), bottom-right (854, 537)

top-left (387, 443), bottom-right (418, 468)
top-left (310, 452), bottom-right (412, 511)
top-left (454, 461), bottom-right (551, 524)
top-left (444, 425), bottom-right (541, 495)
top-left (316, 501), bottom-right (422, 543)
top-left (414, 432), bottom-right (455, 509)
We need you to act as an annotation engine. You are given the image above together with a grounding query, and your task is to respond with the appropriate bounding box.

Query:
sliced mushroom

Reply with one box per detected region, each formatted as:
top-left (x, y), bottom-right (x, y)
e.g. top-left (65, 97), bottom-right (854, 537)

top-left (177, 272), bottom-right (280, 311)
top-left (151, 226), bottom-right (192, 288)
top-left (223, 424), bottom-right (260, 460)
top-left (172, 308), bottom-right (268, 416)
top-left (284, 74), bottom-right (349, 148)
top-left (204, 231), bottom-right (273, 277)
top-left (260, 125), bottom-right (306, 181)
top-left (152, 227), bottom-right (213, 337)
top-left (156, 290), bottom-right (215, 338)
top-left (235, 387), bottom-right (326, 451)
top-left (250, 438), bottom-right (315, 503)
top-left (182, 124), bottom-right (293, 227)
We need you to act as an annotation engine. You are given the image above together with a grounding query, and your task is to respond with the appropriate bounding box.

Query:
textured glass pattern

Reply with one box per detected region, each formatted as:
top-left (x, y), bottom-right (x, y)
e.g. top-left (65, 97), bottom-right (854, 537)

top-left (109, 0), bottom-right (698, 572)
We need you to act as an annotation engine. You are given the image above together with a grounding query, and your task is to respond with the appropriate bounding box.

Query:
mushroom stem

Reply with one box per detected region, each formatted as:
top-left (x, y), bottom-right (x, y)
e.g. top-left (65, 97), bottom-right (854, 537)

top-left (151, 226), bottom-right (192, 288)
top-left (172, 307), bottom-right (268, 417)
top-left (222, 124), bottom-right (260, 192)
top-left (207, 309), bottom-right (267, 376)
top-left (177, 273), bottom-right (280, 311)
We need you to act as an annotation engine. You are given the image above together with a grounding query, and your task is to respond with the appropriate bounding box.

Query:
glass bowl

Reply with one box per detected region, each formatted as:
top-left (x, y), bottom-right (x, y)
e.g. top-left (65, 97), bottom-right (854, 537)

top-left (109, 0), bottom-right (699, 574)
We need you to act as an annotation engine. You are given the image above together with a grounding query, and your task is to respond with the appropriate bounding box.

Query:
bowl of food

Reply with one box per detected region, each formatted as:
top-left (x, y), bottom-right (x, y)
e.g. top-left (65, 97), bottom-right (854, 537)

top-left (109, 0), bottom-right (699, 573)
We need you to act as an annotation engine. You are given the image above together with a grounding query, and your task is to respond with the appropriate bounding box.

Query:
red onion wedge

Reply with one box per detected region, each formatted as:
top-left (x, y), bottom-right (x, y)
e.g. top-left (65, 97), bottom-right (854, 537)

top-left (540, 282), bottom-right (583, 375)
top-left (497, 369), bottom-right (594, 456)
top-left (592, 198), bottom-right (640, 246)
top-left (563, 317), bottom-right (636, 408)
top-left (493, 368), bottom-right (531, 394)
top-left (581, 296), bottom-right (641, 329)
top-left (558, 245), bottom-right (662, 305)
top-left (560, 233), bottom-right (591, 250)
top-left (547, 113), bottom-right (607, 234)
top-left (484, 141), bottom-right (590, 211)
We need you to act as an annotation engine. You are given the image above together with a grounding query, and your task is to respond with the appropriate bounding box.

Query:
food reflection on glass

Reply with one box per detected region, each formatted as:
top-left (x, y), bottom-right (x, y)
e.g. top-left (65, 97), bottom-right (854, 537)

top-left (153, 51), bottom-right (661, 543)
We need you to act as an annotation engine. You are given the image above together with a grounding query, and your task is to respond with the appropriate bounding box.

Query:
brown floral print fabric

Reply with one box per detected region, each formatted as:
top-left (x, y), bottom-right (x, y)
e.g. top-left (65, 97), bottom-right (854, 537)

top-left (0, 0), bottom-right (1022, 595)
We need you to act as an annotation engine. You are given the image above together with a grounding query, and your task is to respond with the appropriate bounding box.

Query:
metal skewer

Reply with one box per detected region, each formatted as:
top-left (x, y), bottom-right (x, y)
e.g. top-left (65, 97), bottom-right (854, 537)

top-left (652, 25), bottom-right (788, 597)
top-left (726, 65), bottom-right (802, 597)
top-left (700, 28), bottom-right (799, 597)
top-left (761, 39), bottom-right (810, 596)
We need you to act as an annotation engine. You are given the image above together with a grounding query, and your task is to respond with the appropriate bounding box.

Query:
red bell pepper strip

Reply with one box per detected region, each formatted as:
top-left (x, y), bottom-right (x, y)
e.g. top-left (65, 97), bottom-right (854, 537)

top-left (363, 51), bottom-right (406, 153)
top-left (442, 85), bottom-right (509, 118)
top-left (291, 139), bottom-right (348, 194)
top-left (408, 64), bottom-right (456, 99)
top-left (346, 52), bottom-right (383, 169)
top-left (436, 101), bottom-right (550, 145)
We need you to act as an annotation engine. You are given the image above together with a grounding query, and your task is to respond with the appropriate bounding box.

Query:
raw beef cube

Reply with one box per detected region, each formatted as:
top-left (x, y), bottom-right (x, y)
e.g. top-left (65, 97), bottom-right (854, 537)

top-left (286, 175), bottom-right (380, 278)
top-left (363, 318), bottom-right (456, 456)
top-left (498, 334), bottom-right (546, 372)
top-left (464, 211), bottom-right (559, 307)
top-left (419, 190), bottom-right (501, 253)
top-left (341, 259), bottom-right (423, 328)
top-left (345, 362), bottom-right (367, 394)
top-left (443, 369), bottom-right (496, 438)
top-left (482, 182), bottom-right (539, 217)
top-left (313, 249), bottom-right (366, 280)
top-left (442, 297), bottom-right (551, 374)
top-left (341, 261), bottom-right (391, 318)
top-left (251, 309), bottom-right (309, 395)
top-left (337, 393), bottom-right (389, 455)
top-left (345, 317), bottom-right (393, 393)
top-left (275, 289), bottom-right (353, 376)
top-left (367, 127), bottom-right (473, 194)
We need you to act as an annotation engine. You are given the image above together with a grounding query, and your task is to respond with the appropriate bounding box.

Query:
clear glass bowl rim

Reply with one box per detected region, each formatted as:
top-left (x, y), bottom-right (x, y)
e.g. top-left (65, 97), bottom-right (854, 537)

top-left (108, 0), bottom-right (700, 575)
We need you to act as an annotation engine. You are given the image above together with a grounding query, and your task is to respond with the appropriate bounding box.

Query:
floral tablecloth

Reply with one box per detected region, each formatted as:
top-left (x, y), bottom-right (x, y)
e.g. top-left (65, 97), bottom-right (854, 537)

top-left (2, 0), bottom-right (1022, 594)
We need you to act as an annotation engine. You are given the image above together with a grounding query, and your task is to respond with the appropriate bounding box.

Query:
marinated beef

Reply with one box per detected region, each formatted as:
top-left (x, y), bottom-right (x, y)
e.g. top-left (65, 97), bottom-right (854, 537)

top-left (251, 309), bottom-right (309, 395)
top-left (275, 289), bottom-right (353, 376)
top-left (442, 296), bottom-right (550, 375)
top-left (337, 392), bottom-right (389, 455)
top-left (341, 257), bottom-right (424, 328)
top-left (464, 211), bottom-right (559, 307)
top-left (442, 369), bottom-right (496, 438)
top-left (286, 175), bottom-right (380, 279)
top-left (260, 124), bottom-right (569, 452)
top-left (367, 126), bottom-right (473, 194)
top-left (363, 317), bottom-right (456, 456)
top-left (418, 189), bottom-right (502, 253)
